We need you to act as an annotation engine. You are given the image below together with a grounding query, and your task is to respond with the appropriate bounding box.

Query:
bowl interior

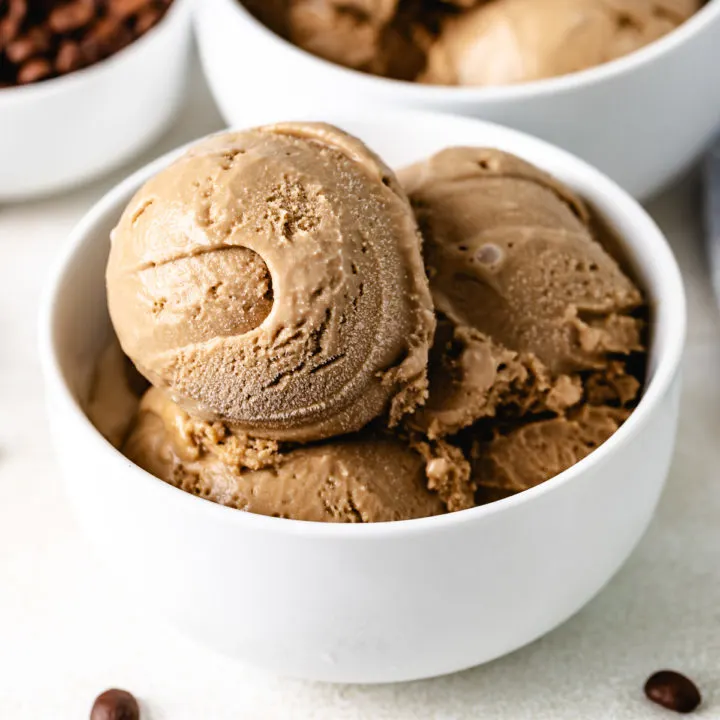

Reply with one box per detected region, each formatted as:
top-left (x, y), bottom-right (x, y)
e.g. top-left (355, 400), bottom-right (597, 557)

top-left (45, 111), bottom-right (685, 521)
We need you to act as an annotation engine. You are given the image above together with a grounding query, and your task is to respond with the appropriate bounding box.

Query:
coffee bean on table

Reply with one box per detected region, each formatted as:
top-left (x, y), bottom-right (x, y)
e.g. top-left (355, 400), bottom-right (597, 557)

top-left (644, 670), bottom-right (701, 714)
top-left (90, 688), bottom-right (140, 720)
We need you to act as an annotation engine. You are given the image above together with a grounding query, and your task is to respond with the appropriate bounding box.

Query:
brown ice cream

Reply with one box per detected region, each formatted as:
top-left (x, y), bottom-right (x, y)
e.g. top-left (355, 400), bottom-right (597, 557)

top-left (399, 147), bottom-right (644, 379)
top-left (86, 338), bottom-right (147, 448)
top-left (399, 146), bottom-right (645, 501)
top-left (422, 0), bottom-right (703, 86)
top-left (243, 0), bottom-right (433, 80)
top-left (123, 388), bottom-right (445, 522)
top-left (91, 129), bottom-right (648, 523)
top-left (107, 122), bottom-right (434, 443)
top-left (471, 405), bottom-right (628, 500)
top-left (241, 0), bottom-right (701, 84)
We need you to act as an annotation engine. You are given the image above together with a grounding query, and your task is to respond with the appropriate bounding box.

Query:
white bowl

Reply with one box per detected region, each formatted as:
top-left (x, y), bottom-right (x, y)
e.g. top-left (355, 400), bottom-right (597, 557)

top-left (40, 110), bottom-right (685, 683)
top-left (196, 0), bottom-right (720, 200)
top-left (0, 0), bottom-right (193, 201)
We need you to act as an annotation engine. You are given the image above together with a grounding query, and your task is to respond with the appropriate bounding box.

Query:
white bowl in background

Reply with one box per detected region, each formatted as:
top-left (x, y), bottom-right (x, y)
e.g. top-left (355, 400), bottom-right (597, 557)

top-left (0, 0), bottom-right (193, 201)
top-left (40, 110), bottom-right (685, 683)
top-left (195, 0), bottom-right (720, 200)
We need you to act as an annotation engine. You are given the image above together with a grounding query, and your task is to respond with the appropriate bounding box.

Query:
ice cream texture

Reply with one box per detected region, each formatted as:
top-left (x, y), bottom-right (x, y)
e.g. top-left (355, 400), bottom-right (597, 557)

top-left (423, 0), bottom-right (703, 86)
top-left (93, 127), bottom-right (647, 523)
top-left (123, 387), bottom-right (446, 522)
top-left (107, 122), bottom-right (435, 443)
top-left (399, 146), bottom-right (644, 496)
top-left (241, 0), bottom-right (701, 85)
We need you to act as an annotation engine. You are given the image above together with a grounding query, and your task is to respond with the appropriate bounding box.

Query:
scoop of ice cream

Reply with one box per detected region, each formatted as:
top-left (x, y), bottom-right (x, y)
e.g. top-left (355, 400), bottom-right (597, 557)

top-left (287, 0), bottom-right (399, 71)
top-left (124, 388), bottom-right (446, 522)
top-left (86, 338), bottom-right (148, 448)
top-left (397, 145), bottom-right (645, 506)
top-left (422, 0), bottom-right (702, 86)
top-left (399, 147), bottom-right (644, 378)
top-left (96, 138), bottom-right (648, 523)
top-left (107, 123), bottom-right (434, 442)
top-left (243, 0), bottom-right (431, 80)
top-left (411, 319), bottom-right (583, 439)
top-left (472, 405), bottom-right (628, 499)
top-left (288, 0), bottom-right (431, 79)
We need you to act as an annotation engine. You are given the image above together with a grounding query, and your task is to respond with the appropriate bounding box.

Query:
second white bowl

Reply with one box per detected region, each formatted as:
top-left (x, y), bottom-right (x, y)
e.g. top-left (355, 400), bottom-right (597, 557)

top-left (196, 0), bottom-right (720, 200)
top-left (0, 0), bottom-right (192, 201)
top-left (41, 111), bottom-right (685, 683)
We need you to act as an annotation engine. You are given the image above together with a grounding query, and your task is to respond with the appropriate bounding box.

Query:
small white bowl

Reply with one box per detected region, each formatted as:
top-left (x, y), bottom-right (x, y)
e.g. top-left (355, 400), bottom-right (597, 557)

top-left (0, 0), bottom-right (192, 201)
top-left (196, 0), bottom-right (720, 200)
top-left (40, 110), bottom-right (685, 684)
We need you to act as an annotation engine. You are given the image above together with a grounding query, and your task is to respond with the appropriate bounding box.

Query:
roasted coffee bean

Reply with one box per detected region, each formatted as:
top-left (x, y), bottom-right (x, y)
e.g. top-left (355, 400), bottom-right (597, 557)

top-left (134, 5), bottom-right (162, 34)
top-left (55, 40), bottom-right (82, 73)
top-left (0, 0), bottom-right (173, 86)
top-left (644, 670), bottom-right (701, 714)
top-left (17, 56), bottom-right (51, 83)
top-left (80, 16), bottom-right (133, 61)
top-left (48, 0), bottom-right (95, 33)
top-left (109, 0), bottom-right (151, 19)
top-left (90, 688), bottom-right (140, 720)
top-left (5, 26), bottom-right (50, 63)
top-left (0, 0), bottom-right (27, 44)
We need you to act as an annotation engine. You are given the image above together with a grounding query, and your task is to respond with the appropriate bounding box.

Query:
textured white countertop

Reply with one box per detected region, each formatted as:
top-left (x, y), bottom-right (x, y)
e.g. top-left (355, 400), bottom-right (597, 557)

top-left (1, 58), bottom-right (719, 719)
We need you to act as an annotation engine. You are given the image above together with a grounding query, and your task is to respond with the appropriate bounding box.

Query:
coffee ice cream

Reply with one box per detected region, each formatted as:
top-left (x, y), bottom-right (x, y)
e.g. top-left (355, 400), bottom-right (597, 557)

top-left (399, 146), bottom-right (644, 499)
top-left (241, 0), bottom-right (702, 85)
top-left (91, 126), bottom-right (648, 523)
top-left (123, 387), bottom-right (445, 522)
top-left (107, 122), bottom-right (434, 443)
top-left (243, 0), bottom-right (433, 80)
top-left (399, 147), bottom-right (643, 380)
top-left (423, 0), bottom-right (703, 86)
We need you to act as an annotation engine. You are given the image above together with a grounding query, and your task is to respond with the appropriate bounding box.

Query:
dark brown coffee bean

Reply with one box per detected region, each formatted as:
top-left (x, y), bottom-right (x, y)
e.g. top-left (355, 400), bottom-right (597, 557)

top-left (17, 57), bottom-right (52, 83)
top-left (90, 688), bottom-right (140, 720)
top-left (81, 16), bottom-right (132, 61)
top-left (644, 671), bottom-right (701, 714)
top-left (108, 0), bottom-right (150, 19)
top-left (5, 26), bottom-right (51, 63)
top-left (48, 0), bottom-right (95, 33)
top-left (55, 40), bottom-right (83, 73)
top-left (1, 0), bottom-right (172, 86)
top-left (133, 6), bottom-right (162, 34)
top-left (0, 0), bottom-right (27, 44)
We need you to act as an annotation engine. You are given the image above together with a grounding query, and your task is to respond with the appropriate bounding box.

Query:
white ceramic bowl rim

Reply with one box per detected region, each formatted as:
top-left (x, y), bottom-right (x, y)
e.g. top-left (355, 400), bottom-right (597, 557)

top-left (0, 0), bottom-right (190, 105)
top-left (40, 109), bottom-right (686, 539)
top-left (223, 0), bottom-right (720, 101)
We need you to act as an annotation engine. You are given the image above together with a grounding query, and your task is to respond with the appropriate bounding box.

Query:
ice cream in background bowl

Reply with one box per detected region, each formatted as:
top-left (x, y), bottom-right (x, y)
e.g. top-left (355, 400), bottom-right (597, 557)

top-left (241, 0), bottom-right (705, 86)
top-left (195, 0), bottom-right (720, 199)
top-left (41, 110), bottom-right (685, 682)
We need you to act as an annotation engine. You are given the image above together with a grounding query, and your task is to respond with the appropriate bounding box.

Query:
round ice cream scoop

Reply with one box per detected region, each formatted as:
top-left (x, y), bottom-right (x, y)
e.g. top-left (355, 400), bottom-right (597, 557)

top-left (422, 0), bottom-right (701, 86)
top-left (124, 388), bottom-right (446, 523)
top-left (288, 0), bottom-right (399, 71)
top-left (399, 146), bottom-right (644, 375)
top-left (107, 123), bottom-right (435, 441)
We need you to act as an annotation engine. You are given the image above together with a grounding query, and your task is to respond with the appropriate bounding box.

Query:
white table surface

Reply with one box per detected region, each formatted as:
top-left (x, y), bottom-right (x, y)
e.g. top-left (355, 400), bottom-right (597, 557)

top-left (2, 57), bottom-right (719, 720)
